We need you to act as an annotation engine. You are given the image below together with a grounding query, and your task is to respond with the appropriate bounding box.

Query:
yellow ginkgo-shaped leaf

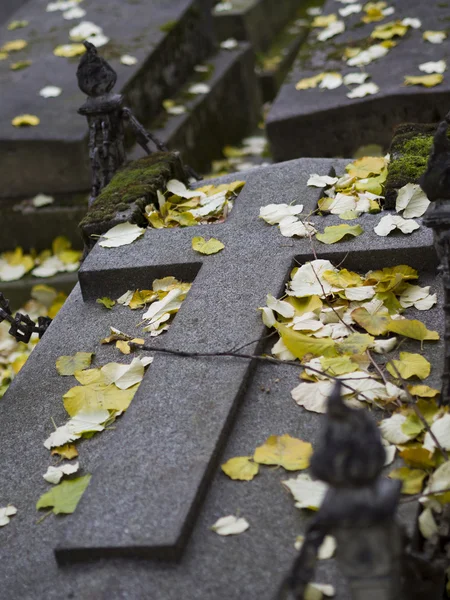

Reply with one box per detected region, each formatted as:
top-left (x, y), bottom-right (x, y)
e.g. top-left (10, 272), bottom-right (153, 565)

top-left (399, 445), bottom-right (436, 469)
top-left (51, 443), bottom-right (79, 460)
top-left (388, 467), bottom-right (427, 495)
top-left (1, 39), bottom-right (27, 52)
top-left (371, 20), bottom-right (408, 40)
top-left (192, 236), bottom-right (224, 255)
top-left (253, 434), bottom-right (312, 471)
top-left (387, 319), bottom-right (439, 341)
top-left (275, 323), bottom-right (337, 359)
top-left (56, 352), bottom-right (94, 376)
top-left (408, 384), bottom-right (440, 398)
top-left (312, 14), bottom-right (337, 27)
top-left (53, 43), bottom-right (86, 57)
top-left (337, 332), bottom-right (374, 355)
top-left (386, 352), bottom-right (431, 380)
top-left (63, 382), bottom-right (139, 416)
top-left (351, 307), bottom-right (391, 335)
top-left (295, 74), bottom-right (324, 90)
top-left (221, 456), bottom-right (259, 481)
top-left (316, 224), bottom-right (363, 244)
top-left (11, 114), bottom-right (40, 127)
top-left (404, 74), bottom-right (443, 88)
top-left (346, 156), bottom-right (386, 178)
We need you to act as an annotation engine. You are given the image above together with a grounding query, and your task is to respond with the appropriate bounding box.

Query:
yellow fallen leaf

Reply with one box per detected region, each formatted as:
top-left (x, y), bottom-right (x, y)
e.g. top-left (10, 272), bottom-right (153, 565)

top-left (316, 224), bottom-right (363, 244)
top-left (192, 236), bottom-right (224, 255)
top-left (275, 323), bottom-right (337, 359)
top-left (387, 319), bottom-right (439, 341)
top-left (404, 74), bottom-right (443, 88)
top-left (116, 339), bottom-right (144, 355)
top-left (11, 114), bottom-right (40, 127)
top-left (388, 467), bottom-right (427, 494)
top-left (337, 332), bottom-right (374, 354)
top-left (12, 355), bottom-right (27, 374)
top-left (371, 21), bottom-right (408, 40)
top-left (386, 352), bottom-right (431, 380)
top-left (129, 289), bottom-right (157, 309)
top-left (1, 39), bottom-right (27, 52)
top-left (408, 384), bottom-right (440, 398)
top-left (221, 456), bottom-right (259, 481)
top-left (63, 382), bottom-right (139, 416)
top-left (56, 352), bottom-right (93, 376)
top-left (312, 14), bottom-right (337, 27)
top-left (399, 445), bottom-right (435, 469)
top-left (346, 156), bottom-right (386, 178)
top-left (51, 443), bottom-right (79, 460)
top-left (53, 43), bottom-right (86, 58)
top-left (74, 368), bottom-right (105, 386)
top-left (7, 20), bottom-right (29, 31)
top-left (362, 1), bottom-right (387, 22)
top-left (295, 73), bottom-right (324, 90)
top-left (351, 307), bottom-right (391, 335)
top-left (10, 60), bottom-right (31, 70)
top-left (323, 269), bottom-right (363, 289)
top-left (253, 434), bottom-right (312, 471)
top-left (320, 356), bottom-right (360, 376)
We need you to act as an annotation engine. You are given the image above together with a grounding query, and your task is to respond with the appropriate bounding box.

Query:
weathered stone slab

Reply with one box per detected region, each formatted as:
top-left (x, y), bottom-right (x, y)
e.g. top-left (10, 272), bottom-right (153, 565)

top-left (0, 0), bottom-right (212, 198)
top-left (267, 0), bottom-right (450, 162)
top-left (129, 43), bottom-right (262, 172)
top-left (0, 158), bottom-right (443, 598)
top-left (213, 0), bottom-right (300, 53)
top-left (0, 193), bottom-right (86, 253)
top-left (0, 0), bottom-right (29, 25)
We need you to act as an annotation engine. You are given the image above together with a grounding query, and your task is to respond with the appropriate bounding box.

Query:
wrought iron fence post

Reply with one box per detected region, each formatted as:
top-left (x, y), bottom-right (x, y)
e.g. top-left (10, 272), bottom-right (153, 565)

top-left (279, 382), bottom-right (404, 600)
top-left (421, 117), bottom-right (450, 406)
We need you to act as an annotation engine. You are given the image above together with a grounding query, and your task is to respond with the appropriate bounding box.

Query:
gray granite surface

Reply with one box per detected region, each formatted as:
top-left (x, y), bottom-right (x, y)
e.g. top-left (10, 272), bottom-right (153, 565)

top-left (267, 0), bottom-right (450, 161)
top-left (0, 158), bottom-right (443, 599)
top-left (0, 0), bottom-right (211, 197)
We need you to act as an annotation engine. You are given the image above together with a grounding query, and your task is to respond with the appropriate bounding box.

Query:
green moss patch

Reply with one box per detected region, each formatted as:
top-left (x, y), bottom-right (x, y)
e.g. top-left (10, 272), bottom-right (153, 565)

top-left (80, 152), bottom-right (186, 228)
top-left (384, 123), bottom-right (439, 208)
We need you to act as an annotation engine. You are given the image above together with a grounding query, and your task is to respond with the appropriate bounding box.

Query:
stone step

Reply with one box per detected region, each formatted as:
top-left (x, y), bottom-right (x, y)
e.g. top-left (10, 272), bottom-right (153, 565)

top-left (129, 43), bottom-right (263, 173)
top-left (1, 271), bottom-right (78, 309)
top-left (212, 0), bottom-right (300, 53)
top-left (266, 0), bottom-right (450, 162)
top-left (256, 16), bottom-right (309, 102)
top-left (0, 194), bottom-right (86, 253)
top-left (0, 0), bottom-right (213, 199)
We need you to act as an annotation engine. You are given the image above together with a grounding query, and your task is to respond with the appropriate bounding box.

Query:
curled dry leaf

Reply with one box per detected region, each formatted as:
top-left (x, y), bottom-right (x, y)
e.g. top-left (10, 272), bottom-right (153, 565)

top-left (12, 114), bottom-right (40, 127)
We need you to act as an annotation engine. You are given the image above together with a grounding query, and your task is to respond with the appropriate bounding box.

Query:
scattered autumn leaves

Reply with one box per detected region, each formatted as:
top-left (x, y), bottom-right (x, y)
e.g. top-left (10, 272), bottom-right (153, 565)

top-left (295, 2), bottom-right (447, 100)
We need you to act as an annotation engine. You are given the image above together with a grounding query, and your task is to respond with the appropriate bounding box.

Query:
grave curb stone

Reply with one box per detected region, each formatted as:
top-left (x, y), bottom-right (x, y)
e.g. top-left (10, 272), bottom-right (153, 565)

top-left (266, 0), bottom-right (450, 162)
top-left (0, 0), bottom-right (213, 198)
top-left (213, 0), bottom-right (301, 53)
top-left (129, 43), bottom-right (263, 173)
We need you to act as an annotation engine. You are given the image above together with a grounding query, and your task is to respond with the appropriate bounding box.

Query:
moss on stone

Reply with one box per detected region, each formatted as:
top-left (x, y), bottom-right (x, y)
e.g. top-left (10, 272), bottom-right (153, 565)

top-left (80, 152), bottom-right (185, 228)
top-left (384, 123), bottom-right (447, 208)
top-left (160, 20), bottom-right (178, 33)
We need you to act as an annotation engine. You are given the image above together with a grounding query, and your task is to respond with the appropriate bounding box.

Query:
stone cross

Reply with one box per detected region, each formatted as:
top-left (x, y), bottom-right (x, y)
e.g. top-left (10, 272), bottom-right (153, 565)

top-left (0, 159), bottom-right (441, 599)
top-left (53, 158), bottom-right (435, 563)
